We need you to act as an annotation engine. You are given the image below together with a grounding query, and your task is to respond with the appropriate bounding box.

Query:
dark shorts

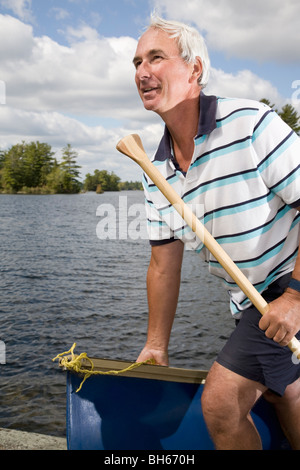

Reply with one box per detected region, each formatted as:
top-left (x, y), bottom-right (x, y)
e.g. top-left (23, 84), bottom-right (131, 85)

top-left (216, 273), bottom-right (300, 396)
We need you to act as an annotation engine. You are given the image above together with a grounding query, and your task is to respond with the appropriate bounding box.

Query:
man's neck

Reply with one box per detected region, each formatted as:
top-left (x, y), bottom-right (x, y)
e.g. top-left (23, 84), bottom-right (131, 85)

top-left (159, 95), bottom-right (200, 173)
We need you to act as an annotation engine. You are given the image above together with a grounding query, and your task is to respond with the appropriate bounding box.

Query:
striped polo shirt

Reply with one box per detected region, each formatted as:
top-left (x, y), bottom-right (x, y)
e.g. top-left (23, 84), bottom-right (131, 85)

top-left (143, 92), bottom-right (300, 317)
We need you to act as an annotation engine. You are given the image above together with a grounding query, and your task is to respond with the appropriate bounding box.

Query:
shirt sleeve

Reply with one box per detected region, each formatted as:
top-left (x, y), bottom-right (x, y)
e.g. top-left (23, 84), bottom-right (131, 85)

top-left (143, 172), bottom-right (175, 244)
top-left (251, 104), bottom-right (300, 207)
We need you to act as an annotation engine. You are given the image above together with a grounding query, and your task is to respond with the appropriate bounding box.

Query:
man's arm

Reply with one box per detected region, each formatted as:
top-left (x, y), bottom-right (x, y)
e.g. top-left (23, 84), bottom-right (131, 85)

top-left (259, 207), bottom-right (300, 346)
top-left (137, 240), bottom-right (184, 366)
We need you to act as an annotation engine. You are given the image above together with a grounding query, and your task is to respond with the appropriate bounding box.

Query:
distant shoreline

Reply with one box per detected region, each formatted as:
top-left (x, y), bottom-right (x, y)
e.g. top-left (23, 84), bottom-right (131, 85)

top-left (0, 188), bottom-right (143, 196)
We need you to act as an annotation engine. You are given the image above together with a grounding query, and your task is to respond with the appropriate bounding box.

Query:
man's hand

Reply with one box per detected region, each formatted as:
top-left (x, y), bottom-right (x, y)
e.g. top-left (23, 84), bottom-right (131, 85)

top-left (259, 290), bottom-right (300, 346)
top-left (137, 347), bottom-right (169, 366)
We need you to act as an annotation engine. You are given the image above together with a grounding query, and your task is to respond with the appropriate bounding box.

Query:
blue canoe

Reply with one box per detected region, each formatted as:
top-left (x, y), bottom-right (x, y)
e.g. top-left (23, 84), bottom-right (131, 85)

top-left (64, 357), bottom-right (291, 450)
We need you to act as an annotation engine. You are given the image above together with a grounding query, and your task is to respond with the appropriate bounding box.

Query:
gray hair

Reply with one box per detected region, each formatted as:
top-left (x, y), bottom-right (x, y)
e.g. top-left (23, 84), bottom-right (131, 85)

top-left (147, 15), bottom-right (210, 89)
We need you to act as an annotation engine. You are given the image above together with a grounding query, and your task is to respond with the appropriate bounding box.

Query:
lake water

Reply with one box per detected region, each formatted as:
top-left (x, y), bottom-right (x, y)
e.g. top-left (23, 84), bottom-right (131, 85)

top-left (0, 192), bottom-right (233, 438)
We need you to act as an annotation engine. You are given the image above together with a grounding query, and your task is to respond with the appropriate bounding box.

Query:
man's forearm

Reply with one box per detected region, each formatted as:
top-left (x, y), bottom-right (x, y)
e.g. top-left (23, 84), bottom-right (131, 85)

top-left (136, 241), bottom-right (184, 366)
top-left (146, 261), bottom-right (181, 351)
top-left (143, 241), bottom-right (184, 356)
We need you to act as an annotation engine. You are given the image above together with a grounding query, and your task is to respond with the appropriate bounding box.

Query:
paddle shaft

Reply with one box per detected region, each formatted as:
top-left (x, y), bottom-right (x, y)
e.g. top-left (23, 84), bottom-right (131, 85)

top-left (116, 134), bottom-right (300, 359)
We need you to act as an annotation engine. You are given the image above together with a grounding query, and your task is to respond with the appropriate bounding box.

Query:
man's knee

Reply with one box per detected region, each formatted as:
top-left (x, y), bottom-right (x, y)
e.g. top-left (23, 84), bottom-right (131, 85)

top-left (201, 385), bottom-right (230, 429)
top-left (201, 365), bottom-right (239, 429)
top-left (201, 362), bottom-right (265, 427)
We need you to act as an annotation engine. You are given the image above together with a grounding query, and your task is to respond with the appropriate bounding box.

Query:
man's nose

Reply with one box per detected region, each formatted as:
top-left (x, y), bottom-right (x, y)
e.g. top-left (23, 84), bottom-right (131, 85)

top-left (136, 61), bottom-right (151, 80)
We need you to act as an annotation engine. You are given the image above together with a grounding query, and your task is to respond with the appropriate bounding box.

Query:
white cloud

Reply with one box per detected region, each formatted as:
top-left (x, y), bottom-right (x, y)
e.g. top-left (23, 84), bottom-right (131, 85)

top-left (0, 16), bottom-right (141, 118)
top-left (0, 14), bottom-right (34, 60)
top-left (50, 7), bottom-right (70, 21)
top-left (152, 0), bottom-right (300, 63)
top-left (206, 68), bottom-right (282, 106)
top-left (66, 23), bottom-right (101, 42)
top-left (0, 0), bottom-right (33, 22)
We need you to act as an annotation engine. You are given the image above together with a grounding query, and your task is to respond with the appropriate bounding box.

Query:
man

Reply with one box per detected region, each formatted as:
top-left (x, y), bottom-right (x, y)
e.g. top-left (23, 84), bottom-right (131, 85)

top-left (133, 16), bottom-right (300, 449)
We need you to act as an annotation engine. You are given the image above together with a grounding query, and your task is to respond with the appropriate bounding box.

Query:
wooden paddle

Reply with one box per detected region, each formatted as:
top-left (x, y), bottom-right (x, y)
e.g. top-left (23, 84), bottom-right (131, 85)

top-left (116, 133), bottom-right (300, 360)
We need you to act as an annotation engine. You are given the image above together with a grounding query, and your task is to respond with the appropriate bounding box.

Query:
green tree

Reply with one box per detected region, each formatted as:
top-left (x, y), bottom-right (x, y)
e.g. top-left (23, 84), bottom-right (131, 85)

top-left (0, 150), bottom-right (5, 190)
top-left (279, 104), bottom-right (300, 135)
top-left (83, 169), bottom-right (120, 192)
top-left (2, 143), bottom-right (26, 191)
top-left (0, 150), bottom-right (4, 169)
top-left (260, 98), bottom-right (277, 111)
top-left (261, 99), bottom-right (300, 135)
top-left (83, 172), bottom-right (96, 191)
top-left (101, 170), bottom-right (120, 191)
top-left (23, 141), bottom-right (55, 188)
top-left (0, 141), bottom-right (82, 193)
top-left (119, 181), bottom-right (143, 190)
top-left (59, 144), bottom-right (82, 193)
top-left (1, 141), bottom-right (55, 192)
top-left (45, 160), bottom-right (64, 193)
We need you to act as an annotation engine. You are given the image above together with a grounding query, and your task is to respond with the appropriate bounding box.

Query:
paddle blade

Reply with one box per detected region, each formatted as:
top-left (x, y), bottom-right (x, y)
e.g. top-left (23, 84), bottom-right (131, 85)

top-left (116, 134), bottom-right (148, 163)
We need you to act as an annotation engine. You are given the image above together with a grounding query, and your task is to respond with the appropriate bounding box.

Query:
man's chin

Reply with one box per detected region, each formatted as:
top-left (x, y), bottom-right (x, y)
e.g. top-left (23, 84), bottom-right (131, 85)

top-left (143, 102), bottom-right (157, 112)
top-left (144, 103), bottom-right (155, 111)
top-left (142, 97), bottom-right (162, 112)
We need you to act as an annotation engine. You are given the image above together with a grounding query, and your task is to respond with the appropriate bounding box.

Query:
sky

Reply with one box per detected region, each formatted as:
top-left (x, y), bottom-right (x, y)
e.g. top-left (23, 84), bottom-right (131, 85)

top-left (0, 0), bottom-right (299, 182)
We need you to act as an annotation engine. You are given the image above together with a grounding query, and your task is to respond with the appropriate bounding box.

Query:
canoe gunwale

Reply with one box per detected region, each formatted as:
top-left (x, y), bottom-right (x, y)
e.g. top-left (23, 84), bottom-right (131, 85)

top-left (66, 356), bottom-right (208, 384)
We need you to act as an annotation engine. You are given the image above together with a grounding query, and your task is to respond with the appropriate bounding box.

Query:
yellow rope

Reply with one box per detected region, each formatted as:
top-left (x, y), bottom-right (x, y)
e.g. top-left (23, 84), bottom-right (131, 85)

top-left (52, 343), bottom-right (155, 392)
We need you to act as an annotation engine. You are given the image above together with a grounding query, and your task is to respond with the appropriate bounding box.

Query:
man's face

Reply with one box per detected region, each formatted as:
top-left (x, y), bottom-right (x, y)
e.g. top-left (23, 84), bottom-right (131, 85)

top-left (133, 28), bottom-right (195, 115)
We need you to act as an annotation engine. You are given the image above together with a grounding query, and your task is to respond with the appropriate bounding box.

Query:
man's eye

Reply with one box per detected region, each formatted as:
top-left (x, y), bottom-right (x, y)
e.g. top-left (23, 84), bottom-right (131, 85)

top-left (152, 55), bottom-right (163, 62)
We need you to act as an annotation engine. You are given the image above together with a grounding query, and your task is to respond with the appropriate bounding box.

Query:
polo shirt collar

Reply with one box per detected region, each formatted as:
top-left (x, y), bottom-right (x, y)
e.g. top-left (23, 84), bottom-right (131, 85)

top-left (154, 92), bottom-right (217, 162)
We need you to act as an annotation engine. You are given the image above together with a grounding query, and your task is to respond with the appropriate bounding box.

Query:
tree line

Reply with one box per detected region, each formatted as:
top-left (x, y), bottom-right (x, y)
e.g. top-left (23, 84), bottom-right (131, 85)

top-left (0, 99), bottom-right (298, 195)
top-left (0, 142), bottom-right (142, 194)
top-left (83, 170), bottom-right (142, 193)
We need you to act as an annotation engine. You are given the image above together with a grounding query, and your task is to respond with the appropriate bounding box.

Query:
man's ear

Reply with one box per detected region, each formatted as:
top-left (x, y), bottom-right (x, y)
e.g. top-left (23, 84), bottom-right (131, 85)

top-left (190, 56), bottom-right (203, 83)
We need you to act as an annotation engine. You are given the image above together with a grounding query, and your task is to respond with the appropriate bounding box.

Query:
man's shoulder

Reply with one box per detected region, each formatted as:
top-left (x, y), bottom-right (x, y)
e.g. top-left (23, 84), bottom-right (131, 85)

top-left (216, 96), bottom-right (269, 115)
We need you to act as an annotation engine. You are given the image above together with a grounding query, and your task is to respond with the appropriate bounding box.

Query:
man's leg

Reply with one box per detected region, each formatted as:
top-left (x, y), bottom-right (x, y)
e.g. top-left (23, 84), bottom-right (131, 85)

top-left (264, 378), bottom-right (300, 450)
top-left (201, 361), bottom-right (267, 450)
